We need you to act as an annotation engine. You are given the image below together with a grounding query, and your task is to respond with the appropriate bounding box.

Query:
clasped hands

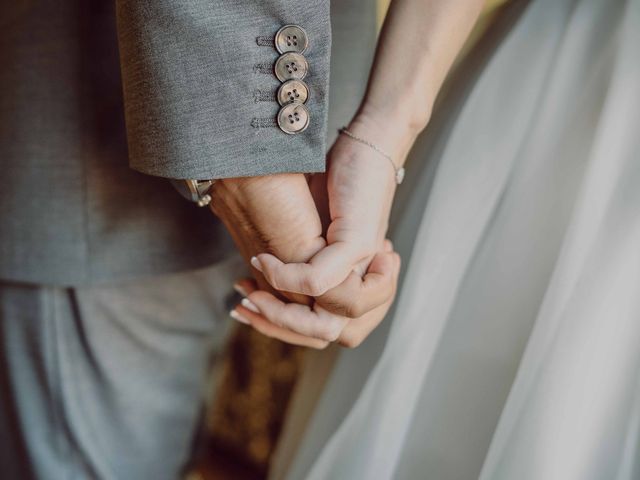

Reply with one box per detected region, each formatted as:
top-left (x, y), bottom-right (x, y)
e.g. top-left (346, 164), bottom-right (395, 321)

top-left (210, 126), bottom-right (401, 349)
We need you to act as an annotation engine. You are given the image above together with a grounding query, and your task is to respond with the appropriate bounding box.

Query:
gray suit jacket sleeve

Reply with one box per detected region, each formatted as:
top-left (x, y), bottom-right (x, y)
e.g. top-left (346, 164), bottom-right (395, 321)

top-left (115, 0), bottom-right (331, 179)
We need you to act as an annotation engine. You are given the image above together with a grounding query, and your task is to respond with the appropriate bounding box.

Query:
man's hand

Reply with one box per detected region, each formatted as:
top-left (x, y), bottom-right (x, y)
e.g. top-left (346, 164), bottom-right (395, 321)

top-left (212, 170), bottom-right (401, 349)
top-left (210, 173), bottom-right (325, 302)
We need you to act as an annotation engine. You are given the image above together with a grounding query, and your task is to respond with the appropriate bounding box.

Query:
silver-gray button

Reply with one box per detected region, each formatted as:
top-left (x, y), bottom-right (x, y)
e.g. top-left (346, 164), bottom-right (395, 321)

top-left (277, 79), bottom-right (309, 106)
top-left (274, 52), bottom-right (308, 82)
top-left (277, 102), bottom-right (310, 134)
top-left (274, 25), bottom-right (309, 54)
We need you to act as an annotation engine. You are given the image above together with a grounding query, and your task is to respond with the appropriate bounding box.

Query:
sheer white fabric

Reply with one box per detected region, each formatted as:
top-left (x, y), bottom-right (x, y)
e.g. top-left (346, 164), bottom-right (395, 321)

top-left (280, 0), bottom-right (640, 478)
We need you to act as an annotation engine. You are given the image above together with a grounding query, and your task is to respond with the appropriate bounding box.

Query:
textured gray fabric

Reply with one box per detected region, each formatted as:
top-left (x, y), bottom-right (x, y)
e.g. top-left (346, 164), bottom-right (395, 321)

top-left (0, 258), bottom-right (242, 480)
top-left (0, 1), bottom-right (234, 285)
top-left (117, 0), bottom-right (332, 179)
top-left (0, 0), bottom-right (337, 286)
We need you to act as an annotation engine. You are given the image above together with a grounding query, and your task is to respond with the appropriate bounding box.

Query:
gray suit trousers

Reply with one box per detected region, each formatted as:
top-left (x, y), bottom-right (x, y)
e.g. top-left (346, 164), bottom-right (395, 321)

top-left (0, 257), bottom-right (243, 480)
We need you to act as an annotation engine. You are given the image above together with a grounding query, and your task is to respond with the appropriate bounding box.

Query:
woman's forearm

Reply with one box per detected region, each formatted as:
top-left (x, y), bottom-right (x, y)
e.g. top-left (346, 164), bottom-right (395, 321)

top-left (352, 0), bottom-right (486, 162)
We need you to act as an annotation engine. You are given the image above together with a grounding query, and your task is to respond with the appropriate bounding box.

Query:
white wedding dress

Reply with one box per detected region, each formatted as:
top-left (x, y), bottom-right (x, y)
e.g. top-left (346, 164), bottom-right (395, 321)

top-left (273, 0), bottom-right (640, 479)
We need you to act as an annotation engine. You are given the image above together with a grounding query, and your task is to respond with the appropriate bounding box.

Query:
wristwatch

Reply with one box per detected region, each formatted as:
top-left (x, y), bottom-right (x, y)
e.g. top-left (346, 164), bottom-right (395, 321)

top-left (170, 179), bottom-right (216, 207)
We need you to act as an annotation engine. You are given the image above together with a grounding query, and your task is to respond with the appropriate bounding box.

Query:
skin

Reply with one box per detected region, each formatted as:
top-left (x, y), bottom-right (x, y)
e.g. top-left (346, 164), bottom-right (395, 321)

top-left (221, 0), bottom-right (487, 348)
top-left (210, 173), bottom-right (325, 306)
top-left (235, 240), bottom-right (400, 349)
top-left (211, 174), bottom-right (399, 348)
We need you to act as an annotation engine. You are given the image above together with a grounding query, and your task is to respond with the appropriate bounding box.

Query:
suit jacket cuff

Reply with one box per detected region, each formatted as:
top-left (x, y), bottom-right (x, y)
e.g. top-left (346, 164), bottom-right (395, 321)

top-left (116, 0), bottom-right (330, 179)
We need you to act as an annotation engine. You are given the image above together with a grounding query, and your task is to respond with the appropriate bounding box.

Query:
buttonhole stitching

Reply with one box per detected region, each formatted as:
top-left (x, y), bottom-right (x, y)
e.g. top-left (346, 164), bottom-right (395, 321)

top-left (251, 118), bottom-right (278, 129)
top-left (256, 36), bottom-right (275, 46)
top-left (253, 90), bottom-right (276, 103)
top-left (253, 63), bottom-right (273, 74)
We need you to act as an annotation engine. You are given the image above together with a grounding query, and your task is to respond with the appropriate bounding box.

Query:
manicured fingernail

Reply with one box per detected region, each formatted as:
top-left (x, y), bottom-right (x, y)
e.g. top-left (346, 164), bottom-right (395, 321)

top-left (241, 298), bottom-right (260, 314)
top-left (230, 309), bottom-right (250, 325)
top-left (250, 256), bottom-right (263, 272)
top-left (233, 283), bottom-right (248, 297)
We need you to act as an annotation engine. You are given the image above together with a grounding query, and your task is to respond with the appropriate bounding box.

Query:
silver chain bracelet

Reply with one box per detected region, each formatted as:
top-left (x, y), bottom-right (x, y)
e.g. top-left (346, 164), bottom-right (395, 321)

top-left (338, 127), bottom-right (405, 185)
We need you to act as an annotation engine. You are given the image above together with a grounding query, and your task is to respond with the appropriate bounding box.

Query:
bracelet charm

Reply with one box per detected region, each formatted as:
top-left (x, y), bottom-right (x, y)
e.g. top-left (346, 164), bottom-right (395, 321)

top-left (338, 127), bottom-right (405, 185)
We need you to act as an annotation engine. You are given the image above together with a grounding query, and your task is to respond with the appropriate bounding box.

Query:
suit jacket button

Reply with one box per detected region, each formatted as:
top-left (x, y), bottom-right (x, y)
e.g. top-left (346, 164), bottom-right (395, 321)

top-left (277, 102), bottom-right (310, 134)
top-left (274, 52), bottom-right (309, 82)
top-left (274, 25), bottom-right (309, 54)
top-left (277, 79), bottom-right (309, 106)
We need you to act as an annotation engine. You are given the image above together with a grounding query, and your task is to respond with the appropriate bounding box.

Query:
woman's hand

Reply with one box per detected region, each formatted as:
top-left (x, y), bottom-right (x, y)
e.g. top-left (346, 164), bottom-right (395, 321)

top-left (231, 240), bottom-right (401, 349)
top-left (228, 115), bottom-right (410, 348)
top-left (250, 115), bottom-right (404, 299)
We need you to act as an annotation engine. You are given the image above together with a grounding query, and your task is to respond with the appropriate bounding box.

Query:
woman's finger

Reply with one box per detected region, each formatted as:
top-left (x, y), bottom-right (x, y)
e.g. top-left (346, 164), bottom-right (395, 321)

top-left (233, 278), bottom-right (258, 297)
top-left (233, 245), bottom-right (400, 348)
top-left (232, 304), bottom-right (330, 349)
top-left (251, 241), bottom-right (367, 297)
top-left (244, 290), bottom-right (349, 342)
top-left (233, 278), bottom-right (328, 347)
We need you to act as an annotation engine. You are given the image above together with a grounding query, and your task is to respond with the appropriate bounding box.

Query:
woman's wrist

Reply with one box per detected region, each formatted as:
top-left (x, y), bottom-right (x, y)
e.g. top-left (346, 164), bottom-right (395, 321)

top-left (348, 101), bottom-right (431, 167)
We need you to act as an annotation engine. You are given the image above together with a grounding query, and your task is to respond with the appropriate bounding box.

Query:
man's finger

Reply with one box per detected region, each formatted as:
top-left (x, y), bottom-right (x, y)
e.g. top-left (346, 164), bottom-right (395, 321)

top-left (337, 252), bottom-right (401, 348)
top-left (316, 251), bottom-right (397, 318)
top-left (252, 241), bottom-right (366, 296)
top-left (335, 300), bottom-right (391, 348)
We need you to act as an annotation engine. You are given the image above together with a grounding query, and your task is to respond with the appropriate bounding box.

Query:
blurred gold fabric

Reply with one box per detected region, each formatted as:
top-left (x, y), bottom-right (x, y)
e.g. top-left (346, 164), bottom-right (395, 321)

top-left (205, 326), bottom-right (305, 476)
